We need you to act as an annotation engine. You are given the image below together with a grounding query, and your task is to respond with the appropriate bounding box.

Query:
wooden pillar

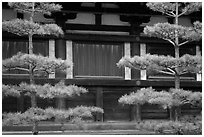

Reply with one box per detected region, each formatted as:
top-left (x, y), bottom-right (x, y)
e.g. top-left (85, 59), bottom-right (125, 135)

top-left (66, 40), bottom-right (73, 79)
top-left (140, 43), bottom-right (147, 80)
top-left (96, 87), bottom-right (103, 122)
top-left (124, 42), bottom-right (131, 80)
top-left (130, 104), bottom-right (141, 122)
top-left (55, 39), bottom-right (66, 78)
top-left (196, 45), bottom-right (201, 81)
top-left (49, 39), bottom-right (55, 78)
top-left (55, 39), bottom-right (66, 109)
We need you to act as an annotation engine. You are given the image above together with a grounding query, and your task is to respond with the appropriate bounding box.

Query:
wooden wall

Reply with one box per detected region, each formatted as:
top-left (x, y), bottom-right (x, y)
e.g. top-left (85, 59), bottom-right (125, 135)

top-left (73, 41), bottom-right (124, 78)
top-left (2, 78), bottom-right (202, 122)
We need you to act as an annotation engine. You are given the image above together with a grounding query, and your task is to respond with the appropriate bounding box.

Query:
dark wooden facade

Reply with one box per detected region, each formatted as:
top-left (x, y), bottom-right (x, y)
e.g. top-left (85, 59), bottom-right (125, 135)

top-left (2, 2), bottom-right (202, 122)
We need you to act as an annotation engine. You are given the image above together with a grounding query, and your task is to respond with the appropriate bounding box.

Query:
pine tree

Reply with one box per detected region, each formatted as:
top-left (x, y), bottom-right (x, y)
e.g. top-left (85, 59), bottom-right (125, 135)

top-left (2, 2), bottom-right (103, 134)
top-left (117, 2), bottom-right (202, 121)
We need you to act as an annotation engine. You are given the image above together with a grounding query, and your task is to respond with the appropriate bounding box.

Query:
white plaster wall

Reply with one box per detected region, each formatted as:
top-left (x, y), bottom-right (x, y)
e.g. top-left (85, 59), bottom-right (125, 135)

top-left (24, 12), bottom-right (54, 23)
top-left (2, 9), bottom-right (17, 21)
top-left (178, 17), bottom-right (192, 27)
top-left (67, 13), bottom-right (95, 24)
top-left (102, 14), bottom-right (130, 26)
top-left (142, 15), bottom-right (192, 27)
top-left (141, 16), bottom-right (168, 26)
top-left (81, 2), bottom-right (95, 7)
top-left (102, 3), bottom-right (119, 8)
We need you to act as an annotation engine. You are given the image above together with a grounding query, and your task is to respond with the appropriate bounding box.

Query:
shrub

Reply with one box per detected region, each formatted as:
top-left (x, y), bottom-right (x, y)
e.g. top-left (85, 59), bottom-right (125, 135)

top-left (135, 120), bottom-right (165, 131)
top-left (155, 121), bottom-right (202, 135)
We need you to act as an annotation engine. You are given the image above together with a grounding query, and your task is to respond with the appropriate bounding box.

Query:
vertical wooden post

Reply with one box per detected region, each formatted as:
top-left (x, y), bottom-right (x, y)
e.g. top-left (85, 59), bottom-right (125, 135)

top-left (124, 42), bottom-right (131, 80)
top-left (66, 40), bottom-right (73, 79)
top-left (196, 46), bottom-right (201, 81)
top-left (55, 39), bottom-right (66, 78)
top-left (131, 104), bottom-right (141, 122)
top-left (55, 39), bottom-right (66, 110)
top-left (140, 43), bottom-right (146, 80)
top-left (130, 87), bottom-right (141, 122)
top-left (49, 39), bottom-right (55, 78)
top-left (96, 87), bottom-right (103, 122)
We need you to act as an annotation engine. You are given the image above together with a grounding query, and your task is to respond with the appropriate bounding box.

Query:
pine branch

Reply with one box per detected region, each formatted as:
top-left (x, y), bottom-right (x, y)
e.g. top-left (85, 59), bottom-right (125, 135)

top-left (2, 19), bottom-right (63, 36)
top-left (8, 2), bottom-right (62, 15)
top-left (3, 67), bottom-right (29, 73)
top-left (2, 84), bottom-right (21, 99)
top-left (3, 52), bottom-right (72, 76)
top-left (157, 70), bottom-right (175, 75)
top-left (118, 54), bottom-right (201, 77)
top-left (179, 71), bottom-right (189, 75)
top-left (167, 68), bottom-right (176, 74)
top-left (178, 41), bottom-right (189, 46)
top-left (33, 69), bottom-right (54, 75)
top-left (165, 11), bottom-right (176, 17)
top-left (178, 9), bottom-right (188, 17)
top-left (164, 38), bottom-right (176, 46)
top-left (144, 23), bottom-right (202, 42)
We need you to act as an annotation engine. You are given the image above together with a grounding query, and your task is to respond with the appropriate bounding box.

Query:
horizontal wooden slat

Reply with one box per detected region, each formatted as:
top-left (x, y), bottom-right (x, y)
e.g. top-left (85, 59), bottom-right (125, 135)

top-left (104, 113), bottom-right (130, 121)
top-left (142, 109), bottom-right (167, 113)
top-left (142, 113), bottom-right (169, 119)
top-left (66, 24), bottom-right (130, 32)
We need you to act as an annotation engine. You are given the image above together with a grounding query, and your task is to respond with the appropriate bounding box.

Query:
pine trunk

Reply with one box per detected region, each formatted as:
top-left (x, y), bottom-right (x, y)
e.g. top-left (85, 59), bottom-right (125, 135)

top-left (29, 34), bottom-right (38, 135)
top-left (173, 3), bottom-right (180, 122)
top-left (29, 3), bottom-right (39, 134)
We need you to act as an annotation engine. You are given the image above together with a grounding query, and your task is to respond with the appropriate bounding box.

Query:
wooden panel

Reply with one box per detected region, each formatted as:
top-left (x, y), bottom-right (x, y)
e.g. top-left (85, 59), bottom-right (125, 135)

top-left (37, 98), bottom-right (56, 109)
top-left (2, 40), bottom-right (49, 59)
top-left (146, 43), bottom-right (196, 56)
top-left (65, 92), bottom-right (96, 121)
top-left (65, 92), bottom-right (95, 108)
top-left (73, 41), bottom-right (124, 78)
top-left (24, 96), bottom-right (31, 111)
top-left (2, 97), bottom-right (18, 112)
top-left (55, 39), bottom-right (66, 78)
top-left (2, 40), bottom-right (49, 77)
top-left (141, 104), bottom-right (169, 119)
top-left (131, 42), bottom-right (140, 79)
top-left (103, 89), bottom-right (131, 121)
top-left (181, 104), bottom-right (201, 115)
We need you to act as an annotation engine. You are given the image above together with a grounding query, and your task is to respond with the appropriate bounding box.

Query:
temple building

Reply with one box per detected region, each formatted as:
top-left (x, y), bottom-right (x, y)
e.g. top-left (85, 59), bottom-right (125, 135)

top-left (2, 2), bottom-right (202, 122)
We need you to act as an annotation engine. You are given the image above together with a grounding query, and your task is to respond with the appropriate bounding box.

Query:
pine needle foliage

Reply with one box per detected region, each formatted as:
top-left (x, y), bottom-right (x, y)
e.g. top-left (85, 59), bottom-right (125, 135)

top-left (117, 54), bottom-right (202, 76)
top-left (3, 106), bottom-right (104, 128)
top-left (119, 87), bottom-right (202, 110)
top-left (3, 52), bottom-right (72, 75)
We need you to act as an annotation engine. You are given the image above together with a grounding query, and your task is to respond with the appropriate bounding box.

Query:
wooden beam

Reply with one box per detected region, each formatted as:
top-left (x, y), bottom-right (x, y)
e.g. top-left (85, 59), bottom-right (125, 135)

top-left (2, 78), bottom-right (202, 89)
top-left (2, 31), bottom-right (202, 45)
top-left (65, 33), bottom-right (138, 42)
top-left (65, 24), bottom-right (130, 32)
